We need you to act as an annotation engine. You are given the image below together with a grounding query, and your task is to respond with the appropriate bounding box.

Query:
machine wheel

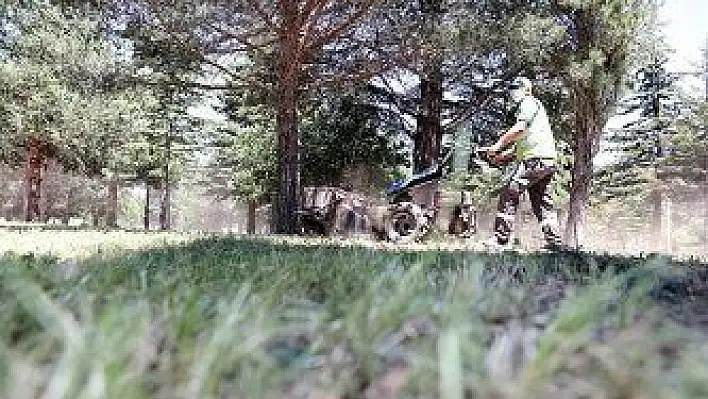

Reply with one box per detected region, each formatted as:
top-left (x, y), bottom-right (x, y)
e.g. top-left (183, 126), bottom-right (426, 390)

top-left (298, 211), bottom-right (329, 236)
top-left (385, 202), bottom-right (428, 243)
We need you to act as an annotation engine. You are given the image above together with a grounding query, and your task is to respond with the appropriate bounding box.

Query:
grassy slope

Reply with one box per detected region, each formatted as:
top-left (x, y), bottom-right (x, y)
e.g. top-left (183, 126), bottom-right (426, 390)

top-left (1, 233), bottom-right (707, 399)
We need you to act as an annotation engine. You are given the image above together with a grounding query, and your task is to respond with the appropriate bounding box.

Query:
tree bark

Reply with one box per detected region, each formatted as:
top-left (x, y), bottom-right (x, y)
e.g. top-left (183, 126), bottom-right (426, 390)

top-left (413, 0), bottom-right (443, 173)
top-left (144, 180), bottom-right (151, 230)
top-left (651, 188), bottom-right (662, 248)
top-left (564, 104), bottom-right (596, 248)
top-left (107, 168), bottom-right (119, 228)
top-left (25, 136), bottom-right (43, 222)
top-left (274, 66), bottom-right (301, 234)
top-left (413, 64), bottom-right (443, 220)
top-left (664, 193), bottom-right (672, 253)
top-left (274, 5), bottom-right (302, 235)
top-left (160, 123), bottom-right (171, 231)
top-left (412, 0), bottom-right (443, 220)
top-left (63, 184), bottom-right (72, 225)
top-left (414, 66), bottom-right (443, 173)
top-left (247, 199), bottom-right (257, 234)
top-left (274, 73), bottom-right (301, 234)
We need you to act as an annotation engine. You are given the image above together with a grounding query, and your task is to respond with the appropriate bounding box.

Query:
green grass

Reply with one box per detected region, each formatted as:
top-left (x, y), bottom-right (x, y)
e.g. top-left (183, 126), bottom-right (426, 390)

top-left (1, 232), bottom-right (707, 398)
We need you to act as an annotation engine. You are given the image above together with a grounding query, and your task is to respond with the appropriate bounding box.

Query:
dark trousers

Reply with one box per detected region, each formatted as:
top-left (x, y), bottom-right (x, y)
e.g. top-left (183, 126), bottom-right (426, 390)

top-left (494, 158), bottom-right (562, 246)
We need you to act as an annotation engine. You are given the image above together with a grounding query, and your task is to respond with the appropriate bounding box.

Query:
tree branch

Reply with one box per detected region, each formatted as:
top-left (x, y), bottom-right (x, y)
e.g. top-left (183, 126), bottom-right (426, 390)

top-left (205, 21), bottom-right (272, 50)
top-left (200, 57), bottom-right (240, 80)
top-left (299, 0), bottom-right (329, 52)
top-left (304, 0), bottom-right (376, 58)
top-left (243, 0), bottom-right (278, 34)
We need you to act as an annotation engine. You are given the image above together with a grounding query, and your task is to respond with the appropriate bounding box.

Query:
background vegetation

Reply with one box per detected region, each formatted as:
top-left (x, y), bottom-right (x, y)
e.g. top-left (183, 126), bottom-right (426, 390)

top-left (1, 3), bottom-right (707, 397)
top-left (0, 0), bottom-right (705, 254)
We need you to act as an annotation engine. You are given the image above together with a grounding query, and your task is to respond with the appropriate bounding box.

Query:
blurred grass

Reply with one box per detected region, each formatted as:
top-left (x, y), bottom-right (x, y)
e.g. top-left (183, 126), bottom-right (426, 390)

top-left (0, 232), bottom-right (707, 398)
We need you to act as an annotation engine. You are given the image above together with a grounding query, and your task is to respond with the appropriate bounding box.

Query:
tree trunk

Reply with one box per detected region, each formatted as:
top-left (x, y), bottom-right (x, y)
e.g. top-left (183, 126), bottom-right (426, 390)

top-left (664, 194), bottom-right (672, 253)
top-left (159, 183), bottom-right (170, 231)
top-left (704, 38), bottom-right (708, 256)
top-left (565, 113), bottom-right (595, 248)
top-left (247, 199), bottom-right (257, 234)
top-left (63, 184), bottom-right (72, 225)
top-left (144, 180), bottom-right (151, 230)
top-left (25, 136), bottom-right (43, 222)
top-left (160, 123), bottom-right (171, 231)
top-left (413, 65), bottom-right (443, 220)
top-left (274, 67), bottom-right (300, 234)
top-left (704, 181), bottom-right (708, 256)
top-left (413, 0), bottom-right (443, 219)
top-left (414, 66), bottom-right (443, 173)
top-left (107, 169), bottom-right (119, 228)
top-left (274, 15), bottom-right (301, 235)
top-left (413, 0), bottom-right (443, 174)
top-left (651, 188), bottom-right (662, 248)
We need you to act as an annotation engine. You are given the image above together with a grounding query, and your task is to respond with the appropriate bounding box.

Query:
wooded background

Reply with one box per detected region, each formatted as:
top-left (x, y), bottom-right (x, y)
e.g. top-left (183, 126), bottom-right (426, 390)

top-left (1, 0), bottom-right (706, 253)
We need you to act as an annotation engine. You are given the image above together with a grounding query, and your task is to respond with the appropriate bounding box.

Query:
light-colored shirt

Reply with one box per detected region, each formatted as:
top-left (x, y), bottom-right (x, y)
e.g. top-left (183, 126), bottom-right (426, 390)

top-left (514, 96), bottom-right (557, 161)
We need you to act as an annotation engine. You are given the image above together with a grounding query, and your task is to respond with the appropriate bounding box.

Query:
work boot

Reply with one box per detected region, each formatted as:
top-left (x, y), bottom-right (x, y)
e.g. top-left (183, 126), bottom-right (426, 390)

top-left (540, 238), bottom-right (576, 253)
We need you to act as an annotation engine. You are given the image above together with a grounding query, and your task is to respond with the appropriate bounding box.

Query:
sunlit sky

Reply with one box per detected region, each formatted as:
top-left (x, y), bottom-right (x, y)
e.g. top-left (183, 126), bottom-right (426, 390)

top-left (661, 0), bottom-right (707, 74)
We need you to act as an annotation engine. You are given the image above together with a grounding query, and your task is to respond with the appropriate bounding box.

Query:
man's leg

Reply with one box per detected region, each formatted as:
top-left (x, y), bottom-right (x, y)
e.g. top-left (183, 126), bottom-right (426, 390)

top-left (493, 163), bottom-right (526, 245)
top-left (527, 175), bottom-right (547, 221)
top-left (493, 184), bottom-right (522, 245)
top-left (527, 163), bottom-right (562, 247)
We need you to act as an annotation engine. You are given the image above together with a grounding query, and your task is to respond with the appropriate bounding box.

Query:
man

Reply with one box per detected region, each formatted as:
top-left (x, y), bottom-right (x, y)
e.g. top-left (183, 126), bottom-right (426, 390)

top-left (482, 76), bottom-right (563, 251)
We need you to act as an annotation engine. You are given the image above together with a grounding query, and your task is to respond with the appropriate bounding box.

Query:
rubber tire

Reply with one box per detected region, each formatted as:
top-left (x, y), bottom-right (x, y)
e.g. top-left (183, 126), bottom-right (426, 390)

top-left (385, 202), bottom-right (428, 243)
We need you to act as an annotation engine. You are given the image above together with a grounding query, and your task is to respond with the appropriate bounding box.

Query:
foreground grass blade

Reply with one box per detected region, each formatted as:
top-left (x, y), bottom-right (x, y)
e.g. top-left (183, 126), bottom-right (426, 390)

top-left (439, 327), bottom-right (463, 399)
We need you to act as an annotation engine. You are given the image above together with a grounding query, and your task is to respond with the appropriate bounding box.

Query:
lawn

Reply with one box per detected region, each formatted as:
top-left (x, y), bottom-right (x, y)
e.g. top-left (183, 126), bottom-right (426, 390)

top-left (1, 229), bottom-right (707, 399)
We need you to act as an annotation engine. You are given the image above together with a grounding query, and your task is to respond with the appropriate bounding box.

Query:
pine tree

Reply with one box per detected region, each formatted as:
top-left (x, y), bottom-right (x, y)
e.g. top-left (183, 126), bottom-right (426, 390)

top-left (596, 59), bottom-right (678, 197)
top-left (534, 0), bottom-right (659, 247)
top-left (594, 57), bottom-right (681, 249)
top-left (0, 1), bottom-right (143, 222)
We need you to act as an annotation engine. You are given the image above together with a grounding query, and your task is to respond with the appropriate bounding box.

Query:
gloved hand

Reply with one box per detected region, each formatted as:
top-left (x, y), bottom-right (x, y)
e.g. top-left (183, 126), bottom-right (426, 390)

top-left (489, 152), bottom-right (509, 165)
top-left (478, 145), bottom-right (513, 165)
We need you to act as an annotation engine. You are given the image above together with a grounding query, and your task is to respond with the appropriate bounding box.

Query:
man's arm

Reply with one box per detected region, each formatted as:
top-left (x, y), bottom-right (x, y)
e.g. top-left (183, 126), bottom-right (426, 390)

top-left (488, 97), bottom-right (539, 153)
top-left (492, 145), bottom-right (516, 162)
top-left (489, 120), bottom-right (527, 153)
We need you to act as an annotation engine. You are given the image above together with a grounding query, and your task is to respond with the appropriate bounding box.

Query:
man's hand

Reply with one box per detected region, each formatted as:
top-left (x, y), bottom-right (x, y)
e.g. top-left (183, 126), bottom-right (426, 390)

top-left (477, 144), bottom-right (514, 165)
top-left (489, 152), bottom-right (506, 164)
top-left (491, 151), bottom-right (514, 165)
top-left (479, 142), bottom-right (509, 156)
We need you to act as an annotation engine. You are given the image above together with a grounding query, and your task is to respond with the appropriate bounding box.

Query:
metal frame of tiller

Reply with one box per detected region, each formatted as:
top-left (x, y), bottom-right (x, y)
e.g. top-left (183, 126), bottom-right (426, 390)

top-left (382, 146), bottom-right (498, 243)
